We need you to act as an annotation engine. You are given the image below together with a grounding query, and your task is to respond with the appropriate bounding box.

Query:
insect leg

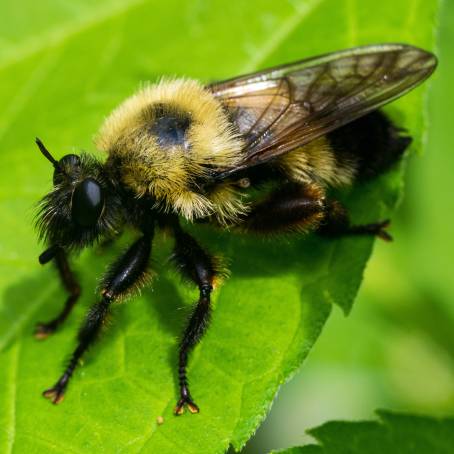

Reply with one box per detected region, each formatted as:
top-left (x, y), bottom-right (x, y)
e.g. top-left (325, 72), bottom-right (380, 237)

top-left (35, 247), bottom-right (81, 339)
top-left (171, 224), bottom-right (219, 415)
top-left (241, 182), bottom-right (326, 234)
top-left (318, 200), bottom-right (392, 241)
top-left (42, 233), bottom-right (153, 404)
top-left (242, 183), bottom-right (391, 240)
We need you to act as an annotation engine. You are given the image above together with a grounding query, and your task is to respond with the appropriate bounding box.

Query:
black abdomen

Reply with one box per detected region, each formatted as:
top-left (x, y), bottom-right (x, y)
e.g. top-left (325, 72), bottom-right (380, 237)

top-left (327, 111), bottom-right (411, 180)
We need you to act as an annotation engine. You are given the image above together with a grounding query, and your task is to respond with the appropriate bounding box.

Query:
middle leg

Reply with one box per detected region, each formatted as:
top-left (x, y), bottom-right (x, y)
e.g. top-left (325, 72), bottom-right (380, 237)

top-left (170, 222), bottom-right (222, 415)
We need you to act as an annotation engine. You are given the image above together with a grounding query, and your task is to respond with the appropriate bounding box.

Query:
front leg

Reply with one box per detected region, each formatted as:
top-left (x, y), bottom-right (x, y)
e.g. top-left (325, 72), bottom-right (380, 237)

top-left (42, 233), bottom-right (153, 404)
top-left (35, 246), bottom-right (81, 338)
top-left (171, 223), bottom-right (222, 415)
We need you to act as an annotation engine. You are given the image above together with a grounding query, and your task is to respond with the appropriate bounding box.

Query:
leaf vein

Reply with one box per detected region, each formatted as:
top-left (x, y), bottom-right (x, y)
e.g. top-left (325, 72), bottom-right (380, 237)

top-left (5, 342), bottom-right (19, 454)
top-left (240, 0), bottom-right (325, 73)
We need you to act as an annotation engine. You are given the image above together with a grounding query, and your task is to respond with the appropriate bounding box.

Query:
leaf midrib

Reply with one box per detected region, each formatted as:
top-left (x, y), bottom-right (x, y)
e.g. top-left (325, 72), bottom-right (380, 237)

top-left (240, 0), bottom-right (325, 73)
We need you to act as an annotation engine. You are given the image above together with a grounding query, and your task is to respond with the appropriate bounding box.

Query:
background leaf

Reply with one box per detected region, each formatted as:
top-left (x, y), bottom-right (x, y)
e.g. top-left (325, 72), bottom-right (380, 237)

top-left (0, 1), bottom-right (439, 453)
top-left (272, 411), bottom-right (454, 454)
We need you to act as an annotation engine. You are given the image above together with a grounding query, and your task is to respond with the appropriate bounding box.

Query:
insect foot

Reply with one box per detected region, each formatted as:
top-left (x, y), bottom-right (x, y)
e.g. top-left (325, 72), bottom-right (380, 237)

top-left (353, 219), bottom-right (393, 241)
top-left (34, 321), bottom-right (58, 339)
top-left (42, 378), bottom-right (69, 404)
top-left (174, 387), bottom-right (200, 415)
top-left (375, 219), bottom-right (393, 242)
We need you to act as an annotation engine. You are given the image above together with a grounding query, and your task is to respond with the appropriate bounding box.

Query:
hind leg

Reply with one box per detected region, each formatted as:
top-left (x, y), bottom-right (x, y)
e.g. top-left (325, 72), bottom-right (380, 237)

top-left (241, 183), bottom-right (326, 234)
top-left (169, 221), bottom-right (221, 415)
top-left (241, 182), bottom-right (391, 240)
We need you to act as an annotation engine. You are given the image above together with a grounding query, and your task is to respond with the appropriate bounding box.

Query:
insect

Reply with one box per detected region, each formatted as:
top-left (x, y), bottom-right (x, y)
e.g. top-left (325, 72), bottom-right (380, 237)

top-left (34, 43), bottom-right (436, 415)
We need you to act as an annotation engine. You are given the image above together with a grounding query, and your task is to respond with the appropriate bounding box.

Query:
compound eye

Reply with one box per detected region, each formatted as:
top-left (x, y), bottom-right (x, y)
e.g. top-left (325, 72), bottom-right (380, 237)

top-left (71, 178), bottom-right (104, 227)
top-left (53, 154), bottom-right (80, 185)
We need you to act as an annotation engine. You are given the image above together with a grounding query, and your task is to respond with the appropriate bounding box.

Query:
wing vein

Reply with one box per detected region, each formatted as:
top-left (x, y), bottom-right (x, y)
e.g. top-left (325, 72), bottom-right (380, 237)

top-left (209, 44), bottom-right (436, 177)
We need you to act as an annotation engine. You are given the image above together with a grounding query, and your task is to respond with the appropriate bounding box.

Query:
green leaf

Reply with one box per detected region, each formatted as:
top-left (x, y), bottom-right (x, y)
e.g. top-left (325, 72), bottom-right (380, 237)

top-left (272, 411), bottom-right (454, 454)
top-left (0, 1), bottom-right (439, 453)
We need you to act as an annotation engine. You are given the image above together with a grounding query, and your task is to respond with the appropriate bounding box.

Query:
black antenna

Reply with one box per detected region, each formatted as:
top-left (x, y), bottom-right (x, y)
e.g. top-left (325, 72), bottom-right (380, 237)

top-left (35, 137), bottom-right (60, 169)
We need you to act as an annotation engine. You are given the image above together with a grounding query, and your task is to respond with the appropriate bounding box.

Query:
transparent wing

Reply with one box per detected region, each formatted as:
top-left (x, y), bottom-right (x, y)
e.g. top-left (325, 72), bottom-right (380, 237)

top-left (208, 44), bottom-right (437, 177)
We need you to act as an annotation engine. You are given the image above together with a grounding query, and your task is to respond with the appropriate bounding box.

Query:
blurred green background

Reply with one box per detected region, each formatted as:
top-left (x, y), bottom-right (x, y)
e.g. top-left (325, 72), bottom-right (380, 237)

top-left (244, 0), bottom-right (454, 451)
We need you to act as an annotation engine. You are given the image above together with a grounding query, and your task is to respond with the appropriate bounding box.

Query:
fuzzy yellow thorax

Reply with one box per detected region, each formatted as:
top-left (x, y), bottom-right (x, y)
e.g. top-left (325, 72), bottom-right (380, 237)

top-left (95, 78), bottom-right (245, 221)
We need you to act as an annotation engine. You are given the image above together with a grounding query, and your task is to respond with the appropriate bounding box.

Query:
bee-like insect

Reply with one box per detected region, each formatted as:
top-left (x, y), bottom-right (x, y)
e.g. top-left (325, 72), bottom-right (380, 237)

top-left (35, 44), bottom-right (436, 414)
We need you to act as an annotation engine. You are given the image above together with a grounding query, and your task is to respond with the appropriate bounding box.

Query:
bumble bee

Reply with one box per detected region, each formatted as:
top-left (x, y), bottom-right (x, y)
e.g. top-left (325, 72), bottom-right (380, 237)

top-left (34, 43), bottom-right (436, 415)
